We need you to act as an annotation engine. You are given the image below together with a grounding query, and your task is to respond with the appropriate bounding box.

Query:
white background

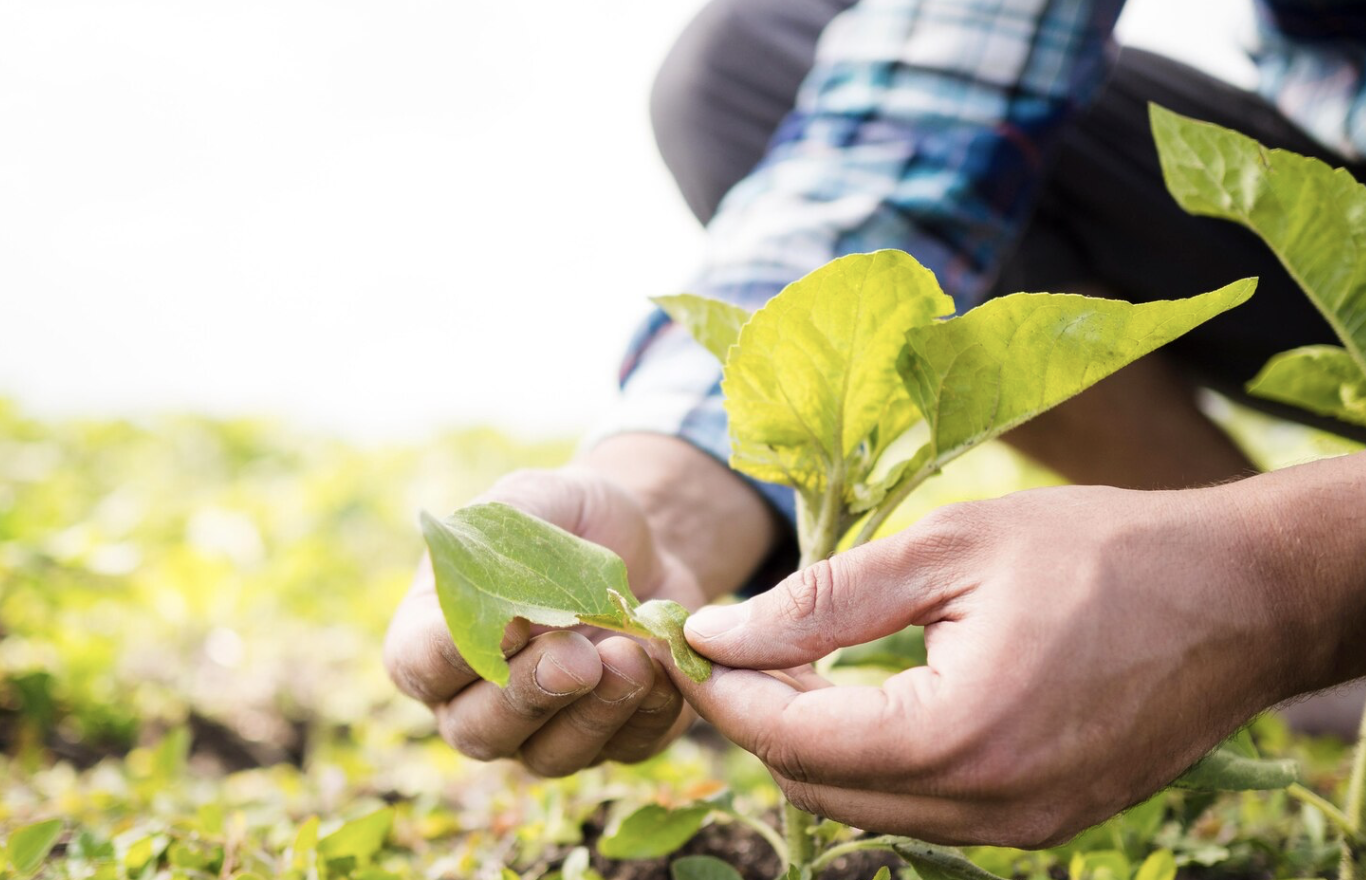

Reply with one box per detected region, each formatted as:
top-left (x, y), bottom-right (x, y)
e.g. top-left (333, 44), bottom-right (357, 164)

top-left (0, 0), bottom-right (1255, 442)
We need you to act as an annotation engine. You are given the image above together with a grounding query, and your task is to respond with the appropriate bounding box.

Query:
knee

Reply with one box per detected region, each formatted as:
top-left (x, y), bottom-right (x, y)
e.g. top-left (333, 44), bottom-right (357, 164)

top-left (649, 0), bottom-right (746, 150)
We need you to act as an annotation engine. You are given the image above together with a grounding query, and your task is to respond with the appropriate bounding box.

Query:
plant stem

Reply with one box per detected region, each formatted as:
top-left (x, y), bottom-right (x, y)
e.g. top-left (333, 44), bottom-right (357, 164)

top-left (808, 836), bottom-right (900, 872)
top-left (1340, 705), bottom-right (1366, 880)
top-left (1287, 783), bottom-right (1361, 844)
top-left (717, 807), bottom-right (788, 867)
top-left (852, 464), bottom-right (933, 547)
top-left (783, 800), bottom-right (817, 871)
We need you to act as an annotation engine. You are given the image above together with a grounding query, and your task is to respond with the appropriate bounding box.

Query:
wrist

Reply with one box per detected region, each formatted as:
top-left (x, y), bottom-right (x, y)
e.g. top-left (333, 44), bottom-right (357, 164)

top-left (1221, 452), bottom-right (1366, 698)
top-left (577, 433), bottom-right (782, 600)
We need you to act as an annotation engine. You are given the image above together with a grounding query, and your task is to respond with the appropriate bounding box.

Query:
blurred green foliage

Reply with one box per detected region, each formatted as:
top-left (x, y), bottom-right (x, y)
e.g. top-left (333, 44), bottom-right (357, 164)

top-left (0, 396), bottom-right (1359, 879)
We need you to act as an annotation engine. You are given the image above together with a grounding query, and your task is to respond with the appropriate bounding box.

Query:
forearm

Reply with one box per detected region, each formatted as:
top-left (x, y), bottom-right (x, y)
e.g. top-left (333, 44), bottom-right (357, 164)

top-left (1232, 451), bottom-right (1366, 695)
top-left (579, 433), bottom-right (782, 601)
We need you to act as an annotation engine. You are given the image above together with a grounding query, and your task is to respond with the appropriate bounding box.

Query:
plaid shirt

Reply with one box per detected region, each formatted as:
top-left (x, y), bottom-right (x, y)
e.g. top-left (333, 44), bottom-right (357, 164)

top-left (592, 0), bottom-right (1366, 524)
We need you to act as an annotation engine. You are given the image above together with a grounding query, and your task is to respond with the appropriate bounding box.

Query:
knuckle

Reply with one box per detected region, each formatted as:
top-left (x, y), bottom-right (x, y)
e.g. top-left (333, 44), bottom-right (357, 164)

top-left (751, 726), bottom-right (812, 785)
top-left (439, 715), bottom-right (510, 762)
top-left (780, 559), bottom-right (837, 626)
top-left (777, 779), bottom-right (828, 818)
top-left (518, 752), bottom-right (577, 779)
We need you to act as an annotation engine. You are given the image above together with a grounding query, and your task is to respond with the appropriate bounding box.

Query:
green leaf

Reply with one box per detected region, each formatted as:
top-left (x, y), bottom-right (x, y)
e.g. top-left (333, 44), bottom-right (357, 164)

top-left (633, 599), bottom-right (712, 683)
top-left (289, 816), bottom-right (319, 871)
top-left (317, 808), bottom-right (393, 864)
top-left (1133, 850), bottom-right (1177, 880)
top-left (1068, 851), bottom-right (1130, 880)
top-left (832, 627), bottom-right (927, 671)
top-left (421, 503), bottom-right (709, 685)
top-left (6, 820), bottom-right (63, 877)
top-left (151, 726), bottom-right (190, 780)
top-left (902, 281), bottom-right (1256, 477)
top-left (1172, 743), bottom-right (1299, 791)
top-left (670, 855), bottom-right (744, 880)
top-left (501, 870), bottom-right (521, 880)
top-left (869, 870), bottom-right (892, 880)
top-left (1151, 104), bottom-right (1366, 376)
top-left (722, 250), bottom-right (952, 495)
top-left (653, 294), bottom-right (752, 364)
top-left (597, 804), bottom-right (711, 860)
top-left (1247, 344), bottom-right (1366, 426)
top-left (889, 839), bottom-right (1008, 880)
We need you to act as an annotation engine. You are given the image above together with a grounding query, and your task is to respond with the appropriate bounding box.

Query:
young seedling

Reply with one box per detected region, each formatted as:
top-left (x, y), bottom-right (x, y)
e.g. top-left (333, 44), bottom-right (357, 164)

top-left (423, 245), bottom-right (1281, 877)
top-left (1153, 102), bottom-right (1366, 880)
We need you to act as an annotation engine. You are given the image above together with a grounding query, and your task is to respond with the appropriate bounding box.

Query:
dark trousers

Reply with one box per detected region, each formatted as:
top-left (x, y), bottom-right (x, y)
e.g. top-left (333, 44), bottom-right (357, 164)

top-left (651, 0), bottom-right (1366, 442)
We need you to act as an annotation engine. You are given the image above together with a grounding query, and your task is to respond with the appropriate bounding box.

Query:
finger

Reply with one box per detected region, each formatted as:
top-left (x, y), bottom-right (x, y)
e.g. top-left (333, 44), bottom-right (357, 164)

top-left (684, 529), bottom-right (957, 669)
top-left (658, 646), bottom-right (946, 790)
top-left (476, 468), bottom-right (661, 586)
top-left (435, 631), bottom-right (602, 761)
top-left (385, 590), bottom-right (531, 704)
top-left (597, 658), bottom-right (687, 764)
top-left (517, 637), bottom-right (654, 777)
top-left (766, 770), bottom-right (1032, 848)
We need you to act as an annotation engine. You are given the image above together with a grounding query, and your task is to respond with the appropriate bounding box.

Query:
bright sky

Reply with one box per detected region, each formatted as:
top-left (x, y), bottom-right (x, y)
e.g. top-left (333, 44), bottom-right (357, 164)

top-left (0, 0), bottom-right (1254, 442)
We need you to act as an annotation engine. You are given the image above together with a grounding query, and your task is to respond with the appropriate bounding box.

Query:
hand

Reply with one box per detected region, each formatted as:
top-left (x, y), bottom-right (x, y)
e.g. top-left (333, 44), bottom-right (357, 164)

top-left (666, 480), bottom-right (1333, 848)
top-left (385, 466), bottom-right (702, 776)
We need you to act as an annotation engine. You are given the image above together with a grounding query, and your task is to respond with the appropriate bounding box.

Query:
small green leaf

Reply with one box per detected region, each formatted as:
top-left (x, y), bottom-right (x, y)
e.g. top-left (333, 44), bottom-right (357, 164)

top-left (1133, 850), bottom-right (1177, 880)
top-left (1247, 345), bottom-right (1366, 426)
top-left (501, 870), bottom-right (521, 880)
top-left (722, 250), bottom-right (952, 496)
top-left (151, 726), bottom-right (190, 780)
top-left (832, 627), bottom-right (927, 671)
top-left (597, 804), bottom-right (711, 860)
top-left (1172, 743), bottom-right (1299, 791)
top-left (869, 870), bottom-right (891, 880)
top-left (889, 839), bottom-right (1008, 880)
top-left (421, 503), bottom-right (635, 686)
top-left (422, 503), bottom-right (710, 686)
top-left (902, 281), bottom-right (1255, 478)
top-left (317, 808), bottom-right (393, 865)
top-left (653, 294), bottom-right (752, 364)
top-left (633, 599), bottom-right (711, 683)
top-left (289, 816), bottom-right (320, 871)
top-left (6, 820), bottom-right (63, 877)
top-left (1151, 104), bottom-right (1366, 376)
top-left (1068, 851), bottom-right (1130, 880)
top-left (670, 855), bottom-right (744, 880)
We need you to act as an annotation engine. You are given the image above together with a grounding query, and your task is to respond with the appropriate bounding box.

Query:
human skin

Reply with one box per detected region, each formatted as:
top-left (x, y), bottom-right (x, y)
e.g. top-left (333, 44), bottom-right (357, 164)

top-left (383, 433), bottom-right (778, 777)
top-left (668, 451), bottom-right (1366, 846)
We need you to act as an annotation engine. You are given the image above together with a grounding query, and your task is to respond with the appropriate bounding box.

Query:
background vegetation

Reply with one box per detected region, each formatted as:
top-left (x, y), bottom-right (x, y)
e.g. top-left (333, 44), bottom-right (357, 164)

top-left (0, 396), bottom-right (1359, 879)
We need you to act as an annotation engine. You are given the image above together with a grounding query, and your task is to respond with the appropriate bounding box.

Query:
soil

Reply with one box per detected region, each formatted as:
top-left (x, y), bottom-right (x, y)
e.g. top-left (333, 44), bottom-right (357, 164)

top-left (572, 807), bottom-right (903, 880)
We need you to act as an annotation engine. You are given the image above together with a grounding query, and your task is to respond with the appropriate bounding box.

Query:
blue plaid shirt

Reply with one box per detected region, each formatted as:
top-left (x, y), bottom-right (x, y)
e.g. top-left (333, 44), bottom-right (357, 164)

top-left (593, 0), bottom-right (1366, 524)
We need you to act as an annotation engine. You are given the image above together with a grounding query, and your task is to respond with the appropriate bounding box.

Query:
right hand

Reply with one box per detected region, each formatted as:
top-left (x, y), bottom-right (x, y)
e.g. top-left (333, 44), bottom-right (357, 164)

top-left (384, 467), bottom-right (702, 777)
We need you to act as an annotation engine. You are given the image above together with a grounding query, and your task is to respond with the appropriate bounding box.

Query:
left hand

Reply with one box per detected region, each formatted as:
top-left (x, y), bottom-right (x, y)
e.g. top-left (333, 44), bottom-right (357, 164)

top-left (663, 482), bottom-right (1312, 848)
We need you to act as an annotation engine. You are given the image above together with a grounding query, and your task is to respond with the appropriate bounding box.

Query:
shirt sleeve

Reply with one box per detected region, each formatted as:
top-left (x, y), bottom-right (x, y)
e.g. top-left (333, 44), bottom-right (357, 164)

top-left (586, 0), bottom-right (1126, 528)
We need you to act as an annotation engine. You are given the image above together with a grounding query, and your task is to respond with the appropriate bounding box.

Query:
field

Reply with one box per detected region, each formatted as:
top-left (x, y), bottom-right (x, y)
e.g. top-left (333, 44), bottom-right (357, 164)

top-left (0, 396), bottom-right (1360, 880)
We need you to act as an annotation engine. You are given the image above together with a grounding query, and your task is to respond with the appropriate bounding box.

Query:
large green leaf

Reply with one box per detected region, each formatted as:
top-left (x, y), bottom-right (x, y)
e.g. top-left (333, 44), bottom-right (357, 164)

top-left (721, 250), bottom-right (952, 495)
top-left (902, 281), bottom-right (1256, 475)
top-left (1151, 104), bottom-right (1366, 376)
top-left (597, 804), bottom-right (712, 860)
top-left (421, 503), bottom-right (709, 687)
top-left (652, 294), bottom-right (752, 364)
top-left (1247, 344), bottom-right (1366, 427)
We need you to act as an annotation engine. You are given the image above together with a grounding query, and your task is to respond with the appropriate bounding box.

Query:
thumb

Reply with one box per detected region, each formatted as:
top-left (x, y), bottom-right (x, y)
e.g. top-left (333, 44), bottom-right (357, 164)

top-left (683, 533), bottom-right (942, 669)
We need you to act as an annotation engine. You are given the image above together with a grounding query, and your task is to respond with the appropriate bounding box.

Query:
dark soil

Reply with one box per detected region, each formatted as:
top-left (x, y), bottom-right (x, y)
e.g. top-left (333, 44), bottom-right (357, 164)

top-left (571, 807), bottom-right (903, 880)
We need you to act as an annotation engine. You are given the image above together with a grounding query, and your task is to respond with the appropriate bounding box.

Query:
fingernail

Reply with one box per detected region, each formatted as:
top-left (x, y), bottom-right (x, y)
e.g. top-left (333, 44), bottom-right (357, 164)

top-left (534, 653), bottom-right (589, 696)
top-left (686, 603), bottom-right (748, 641)
top-left (595, 662), bottom-right (644, 703)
